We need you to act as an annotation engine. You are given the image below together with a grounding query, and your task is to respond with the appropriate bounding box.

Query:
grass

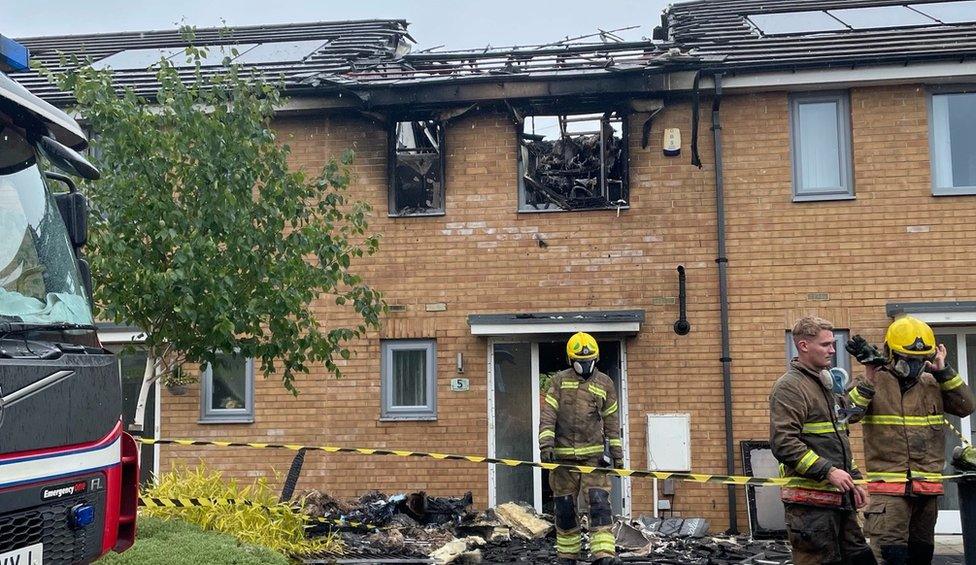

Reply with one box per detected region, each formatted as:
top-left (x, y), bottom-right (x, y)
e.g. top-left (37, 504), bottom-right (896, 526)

top-left (96, 515), bottom-right (291, 565)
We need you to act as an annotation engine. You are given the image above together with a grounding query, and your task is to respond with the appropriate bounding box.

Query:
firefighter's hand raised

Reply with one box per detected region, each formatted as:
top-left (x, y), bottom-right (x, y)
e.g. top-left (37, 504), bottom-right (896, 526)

top-left (826, 467), bottom-right (855, 492)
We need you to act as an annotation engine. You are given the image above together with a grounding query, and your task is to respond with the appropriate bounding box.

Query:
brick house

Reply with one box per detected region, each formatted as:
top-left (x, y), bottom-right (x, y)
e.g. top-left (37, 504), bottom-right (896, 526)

top-left (14, 0), bottom-right (976, 533)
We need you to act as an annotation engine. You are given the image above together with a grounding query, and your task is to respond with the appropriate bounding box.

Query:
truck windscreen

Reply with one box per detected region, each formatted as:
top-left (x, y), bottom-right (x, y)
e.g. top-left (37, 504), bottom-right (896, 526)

top-left (0, 126), bottom-right (93, 326)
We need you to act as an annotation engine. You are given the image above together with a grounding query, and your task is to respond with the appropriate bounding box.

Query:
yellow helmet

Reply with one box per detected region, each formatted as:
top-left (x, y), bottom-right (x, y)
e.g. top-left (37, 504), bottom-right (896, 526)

top-left (566, 332), bottom-right (599, 361)
top-left (885, 316), bottom-right (936, 358)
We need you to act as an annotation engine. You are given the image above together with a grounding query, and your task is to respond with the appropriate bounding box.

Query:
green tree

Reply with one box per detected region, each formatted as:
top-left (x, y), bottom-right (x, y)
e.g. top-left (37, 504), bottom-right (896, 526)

top-left (46, 35), bottom-right (384, 431)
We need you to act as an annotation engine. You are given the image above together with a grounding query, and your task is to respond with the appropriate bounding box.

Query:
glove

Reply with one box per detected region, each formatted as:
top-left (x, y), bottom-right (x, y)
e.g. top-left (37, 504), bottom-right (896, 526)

top-left (846, 335), bottom-right (886, 367)
top-left (540, 447), bottom-right (555, 463)
top-left (613, 458), bottom-right (624, 470)
top-left (953, 445), bottom-right (976, 472)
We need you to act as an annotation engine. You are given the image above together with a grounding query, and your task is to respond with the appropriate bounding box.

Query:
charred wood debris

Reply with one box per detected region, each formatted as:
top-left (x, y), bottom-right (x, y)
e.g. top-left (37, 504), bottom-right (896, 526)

top-left (298, 489), bottom-right (792, 564)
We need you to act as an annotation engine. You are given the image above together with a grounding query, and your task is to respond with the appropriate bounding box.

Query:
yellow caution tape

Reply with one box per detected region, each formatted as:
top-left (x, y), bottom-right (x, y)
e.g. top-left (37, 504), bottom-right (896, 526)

top-left (138, 496), bottom-right (378, 530)
top-left (138, 437), bottom-right (971, 487)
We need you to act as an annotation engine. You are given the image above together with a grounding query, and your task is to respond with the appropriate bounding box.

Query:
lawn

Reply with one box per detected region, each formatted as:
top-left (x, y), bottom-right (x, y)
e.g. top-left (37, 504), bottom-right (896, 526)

top-left (97, 515), bottom-right (291, 565)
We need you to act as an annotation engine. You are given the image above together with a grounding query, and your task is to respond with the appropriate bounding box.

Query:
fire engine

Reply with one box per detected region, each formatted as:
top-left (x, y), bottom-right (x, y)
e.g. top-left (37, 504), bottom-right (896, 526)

top-left (0, 35), bottom-right (138, 564)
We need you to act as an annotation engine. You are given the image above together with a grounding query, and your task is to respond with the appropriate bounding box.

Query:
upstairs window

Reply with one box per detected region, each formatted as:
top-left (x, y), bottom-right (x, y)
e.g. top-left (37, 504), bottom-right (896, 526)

top-left (389, 120), bottom-right (444, 216)
top-left (930, 91), bottom-right (976, 195)
top-left (518, 112), bottom-right (628, 212)
top-left (789, 92), bottom-right (854, 201)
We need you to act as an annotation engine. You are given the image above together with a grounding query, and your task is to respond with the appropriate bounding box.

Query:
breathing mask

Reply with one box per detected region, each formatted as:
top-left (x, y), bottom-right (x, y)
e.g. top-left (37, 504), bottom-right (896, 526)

top-left (573, 359), bottom-right (596, 378)
top-left (891, 354), bottom-right (928, 381)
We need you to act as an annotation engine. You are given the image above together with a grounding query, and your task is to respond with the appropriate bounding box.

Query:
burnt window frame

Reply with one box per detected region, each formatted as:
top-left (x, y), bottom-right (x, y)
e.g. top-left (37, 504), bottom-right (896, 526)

top-left (517, 111), bottom-right (630, 213)
top-left (388, 120), bottom-right (446, 217)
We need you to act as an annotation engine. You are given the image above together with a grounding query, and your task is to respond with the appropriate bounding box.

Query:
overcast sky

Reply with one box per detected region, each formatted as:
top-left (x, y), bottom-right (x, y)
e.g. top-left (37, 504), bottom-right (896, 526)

top-left (5, 0), bottom-right (672, 51)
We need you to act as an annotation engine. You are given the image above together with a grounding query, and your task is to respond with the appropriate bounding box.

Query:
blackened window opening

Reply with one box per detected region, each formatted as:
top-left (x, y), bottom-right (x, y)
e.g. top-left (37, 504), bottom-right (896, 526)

top-left (390, 120), bottom-right (444, 216)
top-left (519, 112), bottom-right (628, 211)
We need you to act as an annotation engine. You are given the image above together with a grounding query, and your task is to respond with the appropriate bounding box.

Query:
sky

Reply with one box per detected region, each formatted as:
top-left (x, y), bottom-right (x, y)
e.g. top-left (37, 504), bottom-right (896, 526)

top-left (4, 0), bottom-right (671, 52)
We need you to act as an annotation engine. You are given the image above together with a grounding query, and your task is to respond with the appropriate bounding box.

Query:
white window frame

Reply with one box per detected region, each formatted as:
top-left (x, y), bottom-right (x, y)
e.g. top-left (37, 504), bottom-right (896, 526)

top-left (199, 355), bottom-right (255, 424)
top-left (928, 88), bottom-right (976, 196)
top-left (380, 339), bottom-right (437, 420)
top-left (789, 91), bottom-right (855, 202)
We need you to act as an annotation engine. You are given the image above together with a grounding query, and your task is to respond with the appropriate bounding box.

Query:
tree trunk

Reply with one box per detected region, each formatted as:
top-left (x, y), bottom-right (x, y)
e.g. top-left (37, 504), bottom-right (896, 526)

top-left (131, 352), bottom-right (160, 433)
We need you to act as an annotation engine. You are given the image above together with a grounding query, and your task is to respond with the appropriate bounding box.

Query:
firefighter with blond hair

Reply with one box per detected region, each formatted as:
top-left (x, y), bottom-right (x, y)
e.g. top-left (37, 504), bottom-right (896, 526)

top-left (770, 316), bottom-right (876, 565)
top-left (539, 332), bottom-right (622, 565)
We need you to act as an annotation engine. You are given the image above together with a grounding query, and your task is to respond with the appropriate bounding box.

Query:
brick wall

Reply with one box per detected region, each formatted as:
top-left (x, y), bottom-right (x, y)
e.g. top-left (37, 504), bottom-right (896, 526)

top-left (159, 83), bottom-right (976, 530)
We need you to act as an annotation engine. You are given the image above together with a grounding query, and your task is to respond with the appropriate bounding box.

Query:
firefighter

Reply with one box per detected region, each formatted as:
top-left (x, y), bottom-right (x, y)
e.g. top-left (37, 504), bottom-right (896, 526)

top-left (539, 332), bottom-right (622, 565)
top-left (770, 316), bottom-right (876, 565)
top-left (847, 316), bottom-right (974, 565)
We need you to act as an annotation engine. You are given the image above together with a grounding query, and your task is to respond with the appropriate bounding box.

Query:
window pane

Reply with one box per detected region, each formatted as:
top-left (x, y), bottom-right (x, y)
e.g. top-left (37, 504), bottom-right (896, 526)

top-left (393, 349), bottom-right (427, 407)
top-left (797, 101), bottom-right (842, 190)
top-left (932, 93), bottom-right (976, 189)
top-left (211, 355), bottom-right (247, 411)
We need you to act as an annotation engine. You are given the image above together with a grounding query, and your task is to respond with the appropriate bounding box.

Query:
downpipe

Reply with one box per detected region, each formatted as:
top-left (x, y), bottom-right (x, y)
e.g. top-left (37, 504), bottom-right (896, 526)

top-left (710, 72), bottom-right (738, 534)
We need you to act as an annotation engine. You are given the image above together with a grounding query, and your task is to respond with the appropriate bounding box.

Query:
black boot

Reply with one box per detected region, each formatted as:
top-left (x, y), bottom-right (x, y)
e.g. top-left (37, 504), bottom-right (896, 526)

top-left (557, 559), bottom-right (577, 565)
top-left (591, 558), bottom-right (622, 565)
top-left (907, 542), bottom-right (934, 565)
top-left (880, 545), bottom-right (910, 565)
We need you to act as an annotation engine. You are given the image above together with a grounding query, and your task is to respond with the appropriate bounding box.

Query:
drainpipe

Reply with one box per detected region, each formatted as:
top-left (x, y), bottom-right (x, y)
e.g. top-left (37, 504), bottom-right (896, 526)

top-left (710, 72), bottom-right (738, 534)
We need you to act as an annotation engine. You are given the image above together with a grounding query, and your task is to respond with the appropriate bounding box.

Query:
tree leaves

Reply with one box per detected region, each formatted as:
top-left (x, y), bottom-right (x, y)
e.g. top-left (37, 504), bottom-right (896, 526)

top-left (46, 40), bottom-right (384, 393)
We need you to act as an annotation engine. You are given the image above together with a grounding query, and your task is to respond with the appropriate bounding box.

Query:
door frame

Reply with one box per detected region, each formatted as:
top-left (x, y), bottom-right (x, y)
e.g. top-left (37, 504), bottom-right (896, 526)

top-left (486, 336), bottom-right (631, 515)
top-left (930, 327), bottom-right (973, 534)
top-left (99, 329), bottom-right (160, 482)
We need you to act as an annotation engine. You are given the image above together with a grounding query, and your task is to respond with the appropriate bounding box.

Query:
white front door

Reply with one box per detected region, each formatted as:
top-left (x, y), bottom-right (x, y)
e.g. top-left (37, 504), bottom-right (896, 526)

top-left (932, 328), bottom-right (975, 534)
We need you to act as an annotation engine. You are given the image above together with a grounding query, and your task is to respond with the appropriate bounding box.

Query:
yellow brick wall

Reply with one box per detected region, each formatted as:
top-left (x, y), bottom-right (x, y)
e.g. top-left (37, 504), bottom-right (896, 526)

top-left (159, 83), bottom-right (976, 530)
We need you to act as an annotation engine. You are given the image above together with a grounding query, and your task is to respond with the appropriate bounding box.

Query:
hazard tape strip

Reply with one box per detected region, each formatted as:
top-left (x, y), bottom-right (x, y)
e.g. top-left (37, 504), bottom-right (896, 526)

top-left (138, 496), bottom-right (378, 530)
top-left (138, 437), bottom-right (971, 487)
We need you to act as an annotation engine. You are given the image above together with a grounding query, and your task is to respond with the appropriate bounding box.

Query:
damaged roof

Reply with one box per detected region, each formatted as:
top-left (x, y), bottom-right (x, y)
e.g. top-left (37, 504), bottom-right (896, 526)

top-left (663, 0), bottom-right (976, 70)
top-left (304, 40), bottom-right (690, 88)
top-left (11, 20), bottom-right (411, 104)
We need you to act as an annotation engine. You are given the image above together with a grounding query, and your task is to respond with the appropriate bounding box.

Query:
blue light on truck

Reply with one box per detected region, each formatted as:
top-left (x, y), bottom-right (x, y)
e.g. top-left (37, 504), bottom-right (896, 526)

top-left (0, 35), bottom-right (29, 72)
top-left (71, 504), bottom-right (95, 528)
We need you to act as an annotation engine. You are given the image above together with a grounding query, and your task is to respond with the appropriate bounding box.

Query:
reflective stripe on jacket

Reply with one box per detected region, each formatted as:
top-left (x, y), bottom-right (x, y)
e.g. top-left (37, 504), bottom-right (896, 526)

top-left (539, 368), bottom-right (622, 461)
top-left (848, 366), bottom-right (974, 496)
top-left (770, 360), bottom-right (862, 508)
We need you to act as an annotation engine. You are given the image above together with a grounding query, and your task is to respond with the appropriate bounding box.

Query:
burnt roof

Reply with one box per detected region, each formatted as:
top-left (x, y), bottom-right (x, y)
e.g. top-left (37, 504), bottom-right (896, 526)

top-left (303, 40), bottom-right (688, 88)
top-left (664, 0), bottom-right (976, 70)
top-left (12, 19), bottom-right (411, 104)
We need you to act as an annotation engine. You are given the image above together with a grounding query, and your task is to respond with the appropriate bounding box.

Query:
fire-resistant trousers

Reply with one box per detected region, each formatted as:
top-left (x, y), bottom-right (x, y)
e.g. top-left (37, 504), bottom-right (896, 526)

top-left (784, 503), bottom-right (876, 565)
top-left (549, 458), bottom-right (615, 561)
top-left (863, 494), bottom-right (938, 565)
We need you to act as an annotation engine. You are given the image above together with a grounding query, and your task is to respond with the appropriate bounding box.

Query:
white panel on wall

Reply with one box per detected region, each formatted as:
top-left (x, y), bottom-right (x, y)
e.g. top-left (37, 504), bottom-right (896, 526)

top-left (646, 413), bottom-right (691, 472)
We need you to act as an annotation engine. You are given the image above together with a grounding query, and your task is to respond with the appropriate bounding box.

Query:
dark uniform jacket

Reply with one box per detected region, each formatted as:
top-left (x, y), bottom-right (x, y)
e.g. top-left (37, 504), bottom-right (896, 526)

top-left (539, 368), bottom-right (622, 461)
top-left (770, 360), bottom-right (862, 508)
top-left (849, 365), bottom-right (974, 495)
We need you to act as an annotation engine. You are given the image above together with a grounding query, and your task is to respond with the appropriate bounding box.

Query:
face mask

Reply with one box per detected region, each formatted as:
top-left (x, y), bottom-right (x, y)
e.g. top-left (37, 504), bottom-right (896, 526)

top-left (573, 359), bottom-right (596, 378)
top-left (892, 356), bottom-right (926, 381)
top-left (828, 367), bottom-right (849, 394)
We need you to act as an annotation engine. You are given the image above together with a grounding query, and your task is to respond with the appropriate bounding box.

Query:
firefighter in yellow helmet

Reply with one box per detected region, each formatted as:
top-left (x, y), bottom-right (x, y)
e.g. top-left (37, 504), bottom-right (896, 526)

top-left (539, 332), bottom-right (622, 565)
top-left (847, 316), bottom-right (974, 565)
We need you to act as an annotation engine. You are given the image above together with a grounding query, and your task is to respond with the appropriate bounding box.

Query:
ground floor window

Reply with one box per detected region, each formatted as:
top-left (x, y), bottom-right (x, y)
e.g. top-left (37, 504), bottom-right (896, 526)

top-left (200, 353), bottom-right (254, 423)
top-left (381, 339), bottom-right (437, 420)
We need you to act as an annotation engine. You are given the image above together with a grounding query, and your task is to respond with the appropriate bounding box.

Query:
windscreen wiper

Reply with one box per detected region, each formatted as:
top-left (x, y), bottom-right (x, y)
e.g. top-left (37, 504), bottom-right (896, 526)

top-left (0, 322), bottom-right (96, 336)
